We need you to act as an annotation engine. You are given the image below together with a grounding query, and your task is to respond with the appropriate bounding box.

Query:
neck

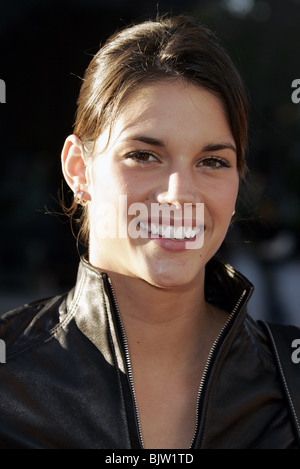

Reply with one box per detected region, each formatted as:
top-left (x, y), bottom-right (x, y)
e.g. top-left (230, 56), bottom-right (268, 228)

top-left (107, 269), bottom-right (218, 366)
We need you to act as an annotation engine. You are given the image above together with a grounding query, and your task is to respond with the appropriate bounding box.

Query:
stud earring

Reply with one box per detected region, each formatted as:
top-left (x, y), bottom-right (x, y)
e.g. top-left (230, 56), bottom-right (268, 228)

top-left (74, 189), bottom-right (88, 206)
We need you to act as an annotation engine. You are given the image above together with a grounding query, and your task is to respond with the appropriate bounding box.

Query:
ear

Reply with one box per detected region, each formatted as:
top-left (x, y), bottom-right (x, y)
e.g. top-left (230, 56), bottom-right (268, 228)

top-left (61, 134), bottom-right (90, 194)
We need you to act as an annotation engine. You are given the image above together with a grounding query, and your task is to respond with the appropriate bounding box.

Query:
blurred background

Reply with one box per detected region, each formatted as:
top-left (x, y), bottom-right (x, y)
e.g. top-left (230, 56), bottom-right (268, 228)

top-left (0, 0), bottom-right (299, 324)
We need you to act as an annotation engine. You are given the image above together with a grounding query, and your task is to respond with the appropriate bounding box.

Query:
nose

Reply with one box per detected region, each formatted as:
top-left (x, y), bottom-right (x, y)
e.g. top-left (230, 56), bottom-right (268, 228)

top-left (156, 172), bottom-right (200, 209)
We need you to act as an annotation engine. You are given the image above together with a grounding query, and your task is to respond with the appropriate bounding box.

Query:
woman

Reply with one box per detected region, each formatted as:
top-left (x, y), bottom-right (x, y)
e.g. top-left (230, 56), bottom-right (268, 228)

top-left (0, 15), bottom-right (298, 449)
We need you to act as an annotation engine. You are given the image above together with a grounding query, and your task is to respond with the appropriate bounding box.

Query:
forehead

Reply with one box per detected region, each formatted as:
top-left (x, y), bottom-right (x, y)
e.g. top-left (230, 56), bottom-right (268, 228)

top-left (97, 80), bottom-right (234, 151)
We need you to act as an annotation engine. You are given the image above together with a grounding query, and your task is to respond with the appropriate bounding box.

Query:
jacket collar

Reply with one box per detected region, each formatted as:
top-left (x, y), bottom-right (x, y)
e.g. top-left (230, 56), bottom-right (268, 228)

top-left (70, 254), bottom-right (254, 335)
top-left (205, 256), bottom-right (254, 314)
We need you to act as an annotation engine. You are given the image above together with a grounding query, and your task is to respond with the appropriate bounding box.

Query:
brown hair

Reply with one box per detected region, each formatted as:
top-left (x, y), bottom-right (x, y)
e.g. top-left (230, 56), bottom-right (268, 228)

top-left (67, 14), bottom-right (249, 246)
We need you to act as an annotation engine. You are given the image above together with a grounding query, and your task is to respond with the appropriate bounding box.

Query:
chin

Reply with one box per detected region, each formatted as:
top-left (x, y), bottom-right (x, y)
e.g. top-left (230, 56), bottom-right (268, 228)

top-left (143, 265), bottom-right (201, 290)
top-left (150, 277), bottom-right (197, 290)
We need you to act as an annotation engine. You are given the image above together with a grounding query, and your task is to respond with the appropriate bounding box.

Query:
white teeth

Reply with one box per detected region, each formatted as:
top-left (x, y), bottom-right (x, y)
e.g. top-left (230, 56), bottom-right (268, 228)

top-left (139, 222), bottom-right (147, 232)
top-left (151, 223), bottom-right (158, 235)
top-left (139, 222), bottom-right (201, 240)
top-left (163, 226), bottom-right (171, 238)
top-left (175, 226), bottom-right (184, 239)
top-left (185, 226), bottom-right (192, 238)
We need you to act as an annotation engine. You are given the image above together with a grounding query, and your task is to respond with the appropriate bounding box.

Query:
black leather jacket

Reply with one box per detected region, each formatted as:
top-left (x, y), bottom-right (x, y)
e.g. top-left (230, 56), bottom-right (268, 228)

top-left (0, 255), bottom-right (298, 449)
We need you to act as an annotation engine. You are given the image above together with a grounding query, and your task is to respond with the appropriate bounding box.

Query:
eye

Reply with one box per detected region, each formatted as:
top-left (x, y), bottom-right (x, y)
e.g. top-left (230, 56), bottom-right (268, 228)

top-left (198, 156), bottom-right (230, 169)
top-left (125, 150), bottom-right (160, 164)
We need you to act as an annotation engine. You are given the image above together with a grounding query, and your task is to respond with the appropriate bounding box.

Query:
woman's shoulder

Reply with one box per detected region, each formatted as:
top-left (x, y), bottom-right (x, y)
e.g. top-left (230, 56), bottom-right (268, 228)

top-left (0, 292), bottom-right (69, 359)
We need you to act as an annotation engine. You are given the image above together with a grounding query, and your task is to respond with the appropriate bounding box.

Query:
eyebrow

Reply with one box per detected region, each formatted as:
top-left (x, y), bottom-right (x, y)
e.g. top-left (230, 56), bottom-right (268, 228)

top-left (202, 143), bottom-right (237, 154)
top-left (123, 135), bottom-right (236, 153)
top-left (123, 135), bottom-right (165, 147)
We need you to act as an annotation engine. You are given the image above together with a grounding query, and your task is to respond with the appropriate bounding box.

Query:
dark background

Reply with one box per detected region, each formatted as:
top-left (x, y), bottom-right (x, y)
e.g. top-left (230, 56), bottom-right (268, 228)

top-left (0, 0), bottom-right (299, 324)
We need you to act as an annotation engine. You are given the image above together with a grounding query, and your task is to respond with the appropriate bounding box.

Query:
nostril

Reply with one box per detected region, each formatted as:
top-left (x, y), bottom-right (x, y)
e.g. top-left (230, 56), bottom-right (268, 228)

top-left (156, 172), bottom-right (200, 207)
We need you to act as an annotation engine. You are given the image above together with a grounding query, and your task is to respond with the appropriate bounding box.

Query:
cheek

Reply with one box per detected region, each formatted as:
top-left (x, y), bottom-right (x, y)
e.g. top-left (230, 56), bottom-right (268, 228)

top-left (89, 177), bottom-right (148, 240)
top-left (205, 177), bottom-right (239, 220)
top-left (223, 181), bottom-right (239, 210)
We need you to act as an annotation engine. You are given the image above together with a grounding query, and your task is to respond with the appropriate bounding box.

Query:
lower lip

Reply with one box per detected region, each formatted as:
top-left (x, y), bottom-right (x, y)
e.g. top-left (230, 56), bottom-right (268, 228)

top-left (138, 224), bottom-right (201, 252)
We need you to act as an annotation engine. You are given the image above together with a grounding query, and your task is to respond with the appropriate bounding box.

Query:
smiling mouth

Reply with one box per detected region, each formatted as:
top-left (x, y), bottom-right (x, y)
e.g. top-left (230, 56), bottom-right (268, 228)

top-left (139, 221), bottom-right (202, 240)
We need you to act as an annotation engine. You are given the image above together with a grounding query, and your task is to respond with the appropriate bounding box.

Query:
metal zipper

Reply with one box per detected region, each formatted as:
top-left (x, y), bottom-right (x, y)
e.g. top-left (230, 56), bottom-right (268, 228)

top-left (105, 275), bottom-right (145, 448)
top-left (105, 271), bottom-right (249, 450)
top-left (189, 288), bottom-right (248, 448)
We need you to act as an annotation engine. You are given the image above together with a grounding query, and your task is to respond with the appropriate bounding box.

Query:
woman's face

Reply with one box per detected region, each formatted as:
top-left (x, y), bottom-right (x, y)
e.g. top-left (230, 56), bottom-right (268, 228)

top-left (87, 80), bottom-right (239, 288)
